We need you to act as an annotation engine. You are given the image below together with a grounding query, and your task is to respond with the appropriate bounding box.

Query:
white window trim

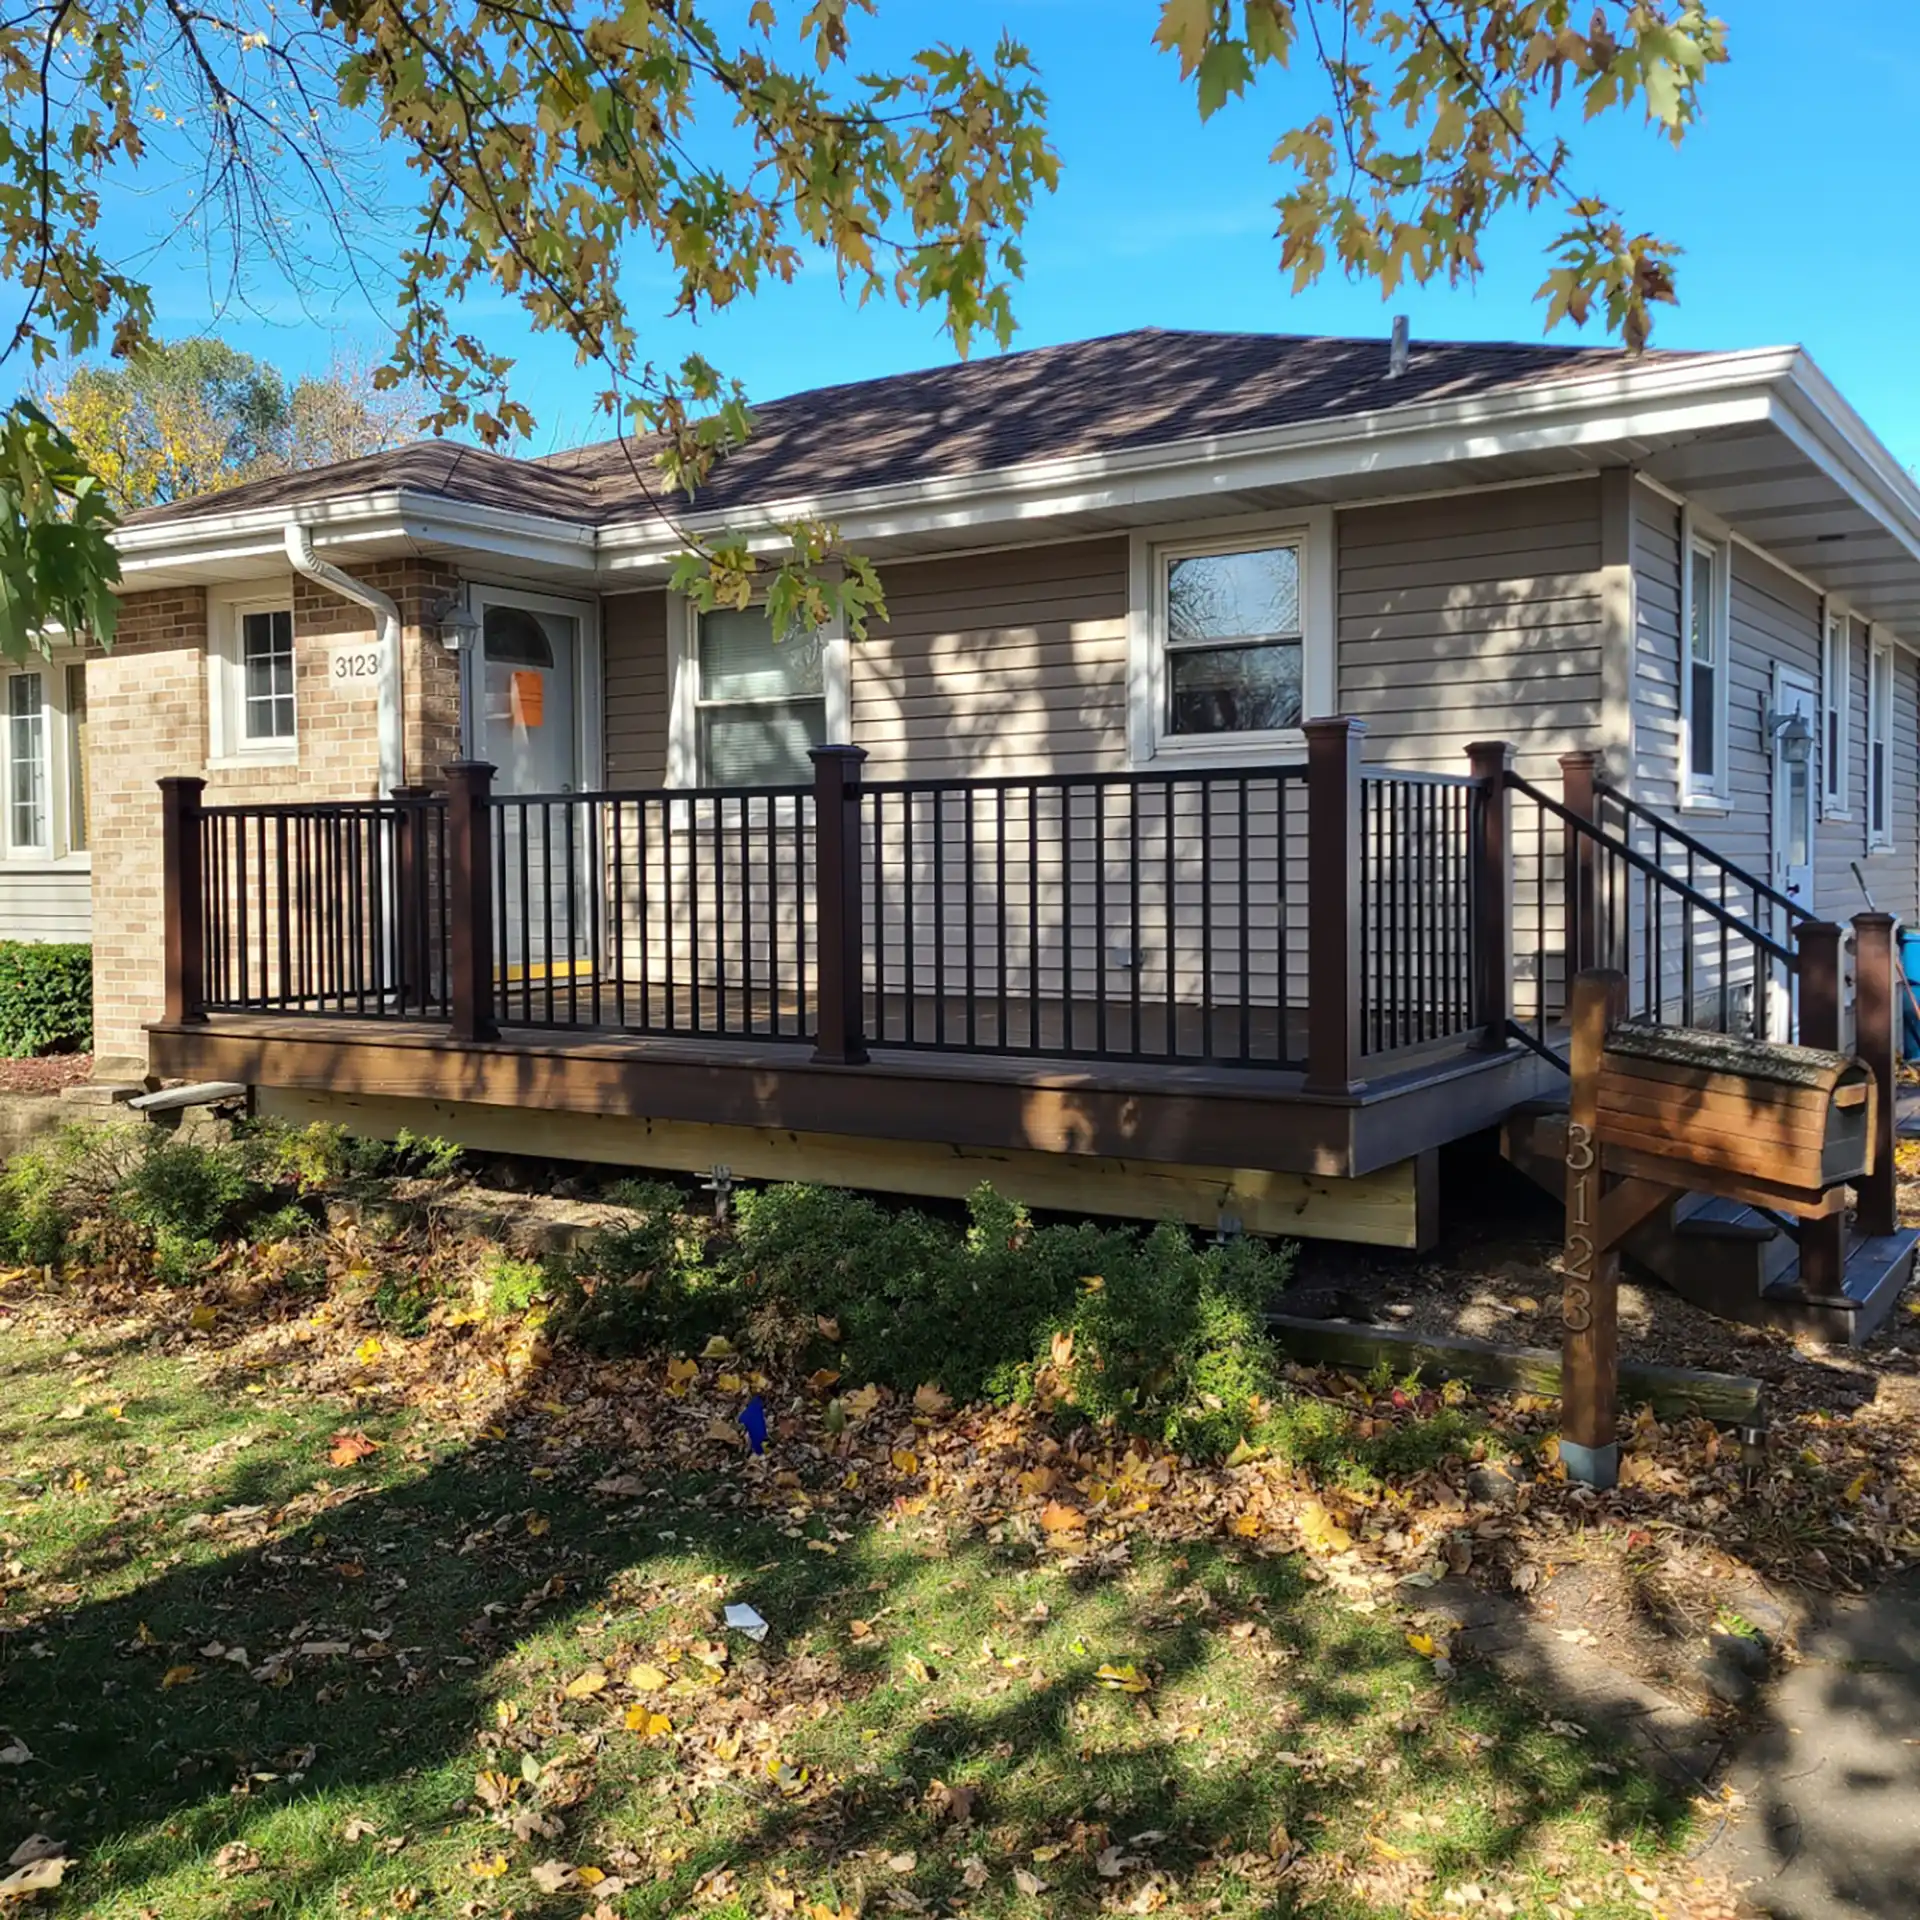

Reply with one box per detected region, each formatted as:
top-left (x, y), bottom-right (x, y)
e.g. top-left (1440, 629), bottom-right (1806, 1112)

top-left (0, 654), bottom-right (89, 867)
top-left (667, 593), bottom-right (851, 788)
top-left (1127, 509), bottom-right (1335, 768)
top-left (207, 582), bottom-right (300, 768)
top-left (461, 581), bottom-right (604, 791)
top-left (1866, 627), bottom-right (1895, 852)
top-left (1678, 513), bottom-right (1731, 808)
top-left (1821, 599), bottom-right (1852, 820)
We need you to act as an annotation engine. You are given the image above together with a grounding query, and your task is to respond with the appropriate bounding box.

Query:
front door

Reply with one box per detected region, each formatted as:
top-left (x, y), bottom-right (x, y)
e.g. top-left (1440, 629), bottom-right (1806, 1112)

top-left (468, 589), bottom-right (594, 983)
top-left (1772, 664), bottom-right (1817, 914)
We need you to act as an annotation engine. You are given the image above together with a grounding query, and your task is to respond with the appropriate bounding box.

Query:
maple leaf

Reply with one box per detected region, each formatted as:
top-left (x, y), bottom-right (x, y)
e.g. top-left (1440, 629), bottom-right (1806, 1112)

top-left (912, 1382), bottom-right (952, 1418)
top-left (563, 1667), bottom-right (609, 1699)
top-left (624, 1706), bottom-right (673, 1737)
top-left (625, 1662), bottom-right (669, 1691)
top-left (1038, 1500), bottom-right (1087, 1534)
top-left (890, 1448), bottom-right (920, 1475)
top-left (159, 1664), bottom-right (198, 1690)
top-left (530, 1860), bottom-right (579, 1892)
top-left (1095, 1661), bottom-right (1152, 1694)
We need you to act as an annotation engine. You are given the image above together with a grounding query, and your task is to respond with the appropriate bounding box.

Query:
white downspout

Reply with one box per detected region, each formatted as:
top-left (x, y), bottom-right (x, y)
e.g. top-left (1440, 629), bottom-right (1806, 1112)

top-left (283, 524), bottom-right (405, 794)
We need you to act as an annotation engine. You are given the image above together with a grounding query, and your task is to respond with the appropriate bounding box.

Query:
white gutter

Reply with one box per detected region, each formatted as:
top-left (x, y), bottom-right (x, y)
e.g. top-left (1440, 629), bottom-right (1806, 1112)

top-left (283, 525), bottom-right (406, 795)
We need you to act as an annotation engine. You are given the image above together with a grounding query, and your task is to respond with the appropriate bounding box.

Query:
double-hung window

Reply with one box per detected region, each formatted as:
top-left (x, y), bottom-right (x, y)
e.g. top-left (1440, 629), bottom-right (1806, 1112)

top-left (1867, 631), bottom-right (1894, 850)
top-left (1161, 538), bottom-right (1305, 738)
top-left (210, 593), bottom-right (298, 763)
top-left (4, 670), bottom-right (49, 857)
top-left (1681, 528), bottom-right (1729, 802)
top-left (1821, 606), bottom-right (1851, 816)
top-left (694, 606), bottom-right (828, 786)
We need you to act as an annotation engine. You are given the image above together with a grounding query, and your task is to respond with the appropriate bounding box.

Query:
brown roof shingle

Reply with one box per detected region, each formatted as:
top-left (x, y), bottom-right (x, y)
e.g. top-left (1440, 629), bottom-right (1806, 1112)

top-left (125, 325), bottom-right (1704, 534)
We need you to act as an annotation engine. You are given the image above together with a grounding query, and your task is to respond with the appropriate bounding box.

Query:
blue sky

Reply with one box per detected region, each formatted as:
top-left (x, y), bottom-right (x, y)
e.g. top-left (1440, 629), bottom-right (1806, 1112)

top-left (50, 0), bottom-right (1920, 465)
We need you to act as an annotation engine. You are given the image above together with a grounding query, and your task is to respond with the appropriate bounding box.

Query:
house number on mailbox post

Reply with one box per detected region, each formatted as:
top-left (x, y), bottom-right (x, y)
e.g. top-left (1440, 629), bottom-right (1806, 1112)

top-left (1561, 1121), bottom-right (1594, 1334)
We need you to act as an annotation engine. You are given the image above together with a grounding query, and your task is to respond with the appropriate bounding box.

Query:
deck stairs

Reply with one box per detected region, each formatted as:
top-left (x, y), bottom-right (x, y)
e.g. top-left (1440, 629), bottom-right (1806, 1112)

top-left (1493, 773), bottom-right (1916, 1346)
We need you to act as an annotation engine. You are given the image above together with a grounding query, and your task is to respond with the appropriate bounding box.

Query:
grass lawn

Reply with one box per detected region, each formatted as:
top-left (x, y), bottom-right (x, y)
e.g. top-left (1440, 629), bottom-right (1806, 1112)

top-left (0, 1282), bottom-right (1708, 1920)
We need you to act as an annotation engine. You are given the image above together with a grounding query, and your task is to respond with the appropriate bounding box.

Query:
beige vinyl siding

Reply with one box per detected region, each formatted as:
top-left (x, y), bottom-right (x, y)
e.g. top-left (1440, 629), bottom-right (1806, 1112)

top-left (851, 538), bottom-right (1129, 779)
top-left (602, 589), bottom-right (671, 788)
top-left (0, 867), bottom-right (91, 942)
top-left (1339, 478), bottom-right (1606, 1022)
top-left (1336, 477), bottom-right (1604, 779)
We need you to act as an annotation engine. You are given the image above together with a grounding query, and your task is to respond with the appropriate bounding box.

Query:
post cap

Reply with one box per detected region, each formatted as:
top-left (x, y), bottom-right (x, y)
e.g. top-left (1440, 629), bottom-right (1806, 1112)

top-left (157, 774), bottom-right (207, 793)
top-left (808, 743), bottom-right (868, 765)
top-left (1301, 715), bottom-right (1365, 739)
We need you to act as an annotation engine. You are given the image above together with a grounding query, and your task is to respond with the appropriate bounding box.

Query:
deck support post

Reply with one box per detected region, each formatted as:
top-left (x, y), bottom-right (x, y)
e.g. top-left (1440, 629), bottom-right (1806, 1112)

top-left (1304, 716), bottom-right (1365, 1095)
top-left (160, 776), bottom-right (208, 1026)
top-left (1561, 967), bottom-right (1629, 1489)
top-left (1853, 911), bottom-right (1899, 1238)
top-left (391, 783), bottom-right (435, 1012)
top-left (810, 744), bottom-right (869, 1066)
top-left (1558, 750), bottom-right (1604, 981)
top-left (446, 760), bottom-right (498, 1043)
top-left (1465, 740), bottom-right (1513, 1050)
top-left (1794, 919), bottom-right (1848, 1294)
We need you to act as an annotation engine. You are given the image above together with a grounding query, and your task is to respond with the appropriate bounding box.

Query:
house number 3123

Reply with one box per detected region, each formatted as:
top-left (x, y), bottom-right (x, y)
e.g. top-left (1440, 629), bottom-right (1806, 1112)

top-left (1562, 1119), bottom-right (1595, 1333)
top-left (331, 649), bottom-right (382, 681)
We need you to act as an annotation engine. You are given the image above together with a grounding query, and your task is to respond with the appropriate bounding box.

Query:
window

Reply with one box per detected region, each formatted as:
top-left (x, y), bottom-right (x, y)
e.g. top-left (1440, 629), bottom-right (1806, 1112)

top-left (1163, 541), bottom-right (1303, 736)
top-left (695, 605), bottom-right (828, 785)
top-left (65, 664), bottom-right (88, 853)
top-left (210, 592), bottom-right (298, 762)
top-left (1822, 606), bottom-right (1851, 816)
top-left (241, 609), bottom-right (295, 742)
top-left (1867, 631), bottom-right (1894, 849)
top-left (1681, 530), bottom-right (1729, 800)
top-left (5, 670), bottom-right (48, 855)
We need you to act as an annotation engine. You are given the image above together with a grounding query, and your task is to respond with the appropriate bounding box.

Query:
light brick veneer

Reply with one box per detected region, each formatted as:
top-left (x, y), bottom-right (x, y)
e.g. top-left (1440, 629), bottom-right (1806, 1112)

top-left (90, 561), bottom-right (460, 1072)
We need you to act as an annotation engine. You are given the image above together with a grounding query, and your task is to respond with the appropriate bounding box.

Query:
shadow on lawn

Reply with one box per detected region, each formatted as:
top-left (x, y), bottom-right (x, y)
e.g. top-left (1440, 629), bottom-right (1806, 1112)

top-left (1, 1348), bottom-right (1691, 1919)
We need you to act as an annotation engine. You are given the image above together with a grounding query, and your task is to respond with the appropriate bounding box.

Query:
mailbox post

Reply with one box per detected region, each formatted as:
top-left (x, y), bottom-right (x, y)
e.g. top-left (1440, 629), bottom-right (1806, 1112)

top-left (1558, 967), bottom-right (1876, 1488)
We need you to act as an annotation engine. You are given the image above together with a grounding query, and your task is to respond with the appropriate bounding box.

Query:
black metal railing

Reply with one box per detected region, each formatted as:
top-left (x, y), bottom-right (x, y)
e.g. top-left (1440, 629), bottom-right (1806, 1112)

top-left (199, 796), bottom-right (450, 1019)
top-left (860, 767), bottom-right (1310, 1066)
top-left (1359, 771), bottom-right (1479, 1055)
top-left (487, 786), bottom-right (816, 1040)
top-left (1506, 772), bottom-right (1795, 1053)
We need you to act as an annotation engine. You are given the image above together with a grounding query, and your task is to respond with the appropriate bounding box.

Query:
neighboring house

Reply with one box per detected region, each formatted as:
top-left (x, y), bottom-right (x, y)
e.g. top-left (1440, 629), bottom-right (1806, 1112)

top-left (78, 327), bottom-right (1920, 1335)
top-left (1, 649), bottom-right (92, 941)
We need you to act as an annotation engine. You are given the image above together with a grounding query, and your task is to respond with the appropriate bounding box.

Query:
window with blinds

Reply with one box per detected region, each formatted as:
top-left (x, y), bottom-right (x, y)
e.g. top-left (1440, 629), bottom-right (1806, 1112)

top-left (696, 606), bottom-right (825, 786)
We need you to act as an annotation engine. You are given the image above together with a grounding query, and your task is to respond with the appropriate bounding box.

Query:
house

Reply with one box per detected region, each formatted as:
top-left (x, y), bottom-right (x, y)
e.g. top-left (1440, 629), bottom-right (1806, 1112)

top-left (41, 326), bottom-right (1920, 1331)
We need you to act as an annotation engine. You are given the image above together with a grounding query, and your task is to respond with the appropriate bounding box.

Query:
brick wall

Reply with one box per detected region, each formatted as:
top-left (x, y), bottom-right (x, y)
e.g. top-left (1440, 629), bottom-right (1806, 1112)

top-left (89, 561), bottom-right (462, 1072)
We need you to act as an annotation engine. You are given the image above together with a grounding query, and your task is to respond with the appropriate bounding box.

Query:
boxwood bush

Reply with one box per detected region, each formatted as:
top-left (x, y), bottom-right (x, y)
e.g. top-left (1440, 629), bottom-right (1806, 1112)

top-left (0, 942), bottom-right (93, 1057)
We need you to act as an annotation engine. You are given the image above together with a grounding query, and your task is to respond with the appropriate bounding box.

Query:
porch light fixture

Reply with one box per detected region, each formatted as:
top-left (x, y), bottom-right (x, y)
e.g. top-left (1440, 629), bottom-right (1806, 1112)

top-left (1763, 707), bottom-right (1815, 765)
top-left (427, 594), bottom-right (481, 650)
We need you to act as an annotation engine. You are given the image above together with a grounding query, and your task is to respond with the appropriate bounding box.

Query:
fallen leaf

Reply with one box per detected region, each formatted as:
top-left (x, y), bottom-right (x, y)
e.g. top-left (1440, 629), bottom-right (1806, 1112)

top-left (341, 1817), bottom-right (381, 1842)
top-left (563, 1667), bottom-right (609, 1700)
top-left (327, 1429), bottom-right (380, 1469)
top-left (626, 1663), bottom-right (669, 1692)
top-left (189, 1304), bottom-right (217, 1331)
top-left (530, 1860), bottom-right (578, 1893)
top-left (913, 1382), bottom-right (952, 1418)
top-left (0, 1740), bottom-right (30, 1767)
top-left (1038, 1500), bottom-right (1087, 1534)
top-left (1095, 1661), bottom-right (1152, 1694)
top-left (214, 1841), bottom-right (261, 1878)
top-left (1406, 1631), bottom-right (1438, 1659)
top-left (890, 1449), bottom-right (920, 1475)
top-left (467, 1852), bottom-right (510, 1878)
top-left (624, 1706), bottom-right (673, 1737)
top-left (1014, 1867), bottom-right (1049, 1896)
top-left (701, 1335), bottom-right (737, 1359)
top-left (159, 1664), bottom-right (198, 1690)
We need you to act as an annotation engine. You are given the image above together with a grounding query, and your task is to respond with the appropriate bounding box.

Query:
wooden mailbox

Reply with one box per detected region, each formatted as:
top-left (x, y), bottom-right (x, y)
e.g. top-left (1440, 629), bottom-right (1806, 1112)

top-left (1591, 1020), bottom-right (1876, 1217)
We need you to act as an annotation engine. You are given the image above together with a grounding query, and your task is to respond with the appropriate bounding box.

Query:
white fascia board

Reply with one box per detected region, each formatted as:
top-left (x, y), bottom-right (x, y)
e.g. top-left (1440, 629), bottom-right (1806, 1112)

top-left (1768, 361), bottom-right (1920, 575)
top-left (595, 347), bottom-right (1800, 573)
top-left (112, 488), bottom-right (597, 582)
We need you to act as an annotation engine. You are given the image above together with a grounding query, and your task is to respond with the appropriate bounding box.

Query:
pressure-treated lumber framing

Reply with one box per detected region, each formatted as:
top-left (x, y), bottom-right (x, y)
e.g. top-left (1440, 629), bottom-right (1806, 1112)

top-left (256, 1086), bottom-right (1442, 1248)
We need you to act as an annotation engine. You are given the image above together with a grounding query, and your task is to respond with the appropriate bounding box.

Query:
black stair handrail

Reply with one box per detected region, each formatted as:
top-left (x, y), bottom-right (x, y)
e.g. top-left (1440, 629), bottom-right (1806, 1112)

top-left (1506, 775), bottom-right (1796, 966)
top-left (1504, 771), bottom-right (1799, 1058)
top-left (1594, 778), bottom-right (1815, 931)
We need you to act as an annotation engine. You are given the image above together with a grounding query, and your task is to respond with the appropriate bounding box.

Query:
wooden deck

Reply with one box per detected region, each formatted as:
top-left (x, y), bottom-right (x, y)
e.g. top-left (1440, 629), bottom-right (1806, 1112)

top-left (149, 1012), bottom-right (1563, 1250)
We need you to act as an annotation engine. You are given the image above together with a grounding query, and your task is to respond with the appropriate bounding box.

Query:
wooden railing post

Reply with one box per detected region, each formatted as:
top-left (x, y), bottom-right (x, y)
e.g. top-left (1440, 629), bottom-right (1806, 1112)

top-left (1559, 749), bottom-right (1603, 979)
top-left (160, 776), bottom-right (207, 1026)
top-left (1853, 911), bottom-right (1899, 1238)
top-left (1795, 918), bottom-right (1847, 1294)
top-left (1465, 740), bottom-right (1513, 1050)
top-left (1304, 716), bottom-right (1365, 1094)
top-left (809, 744), bottom-right (869, 1065)
top-left (445, 760), bottom-right (497, 1042)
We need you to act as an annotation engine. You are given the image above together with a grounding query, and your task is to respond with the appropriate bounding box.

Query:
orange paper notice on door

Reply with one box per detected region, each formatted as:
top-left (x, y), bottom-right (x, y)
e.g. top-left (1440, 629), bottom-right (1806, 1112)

top-left (509, 670), bottom-right (545, 728)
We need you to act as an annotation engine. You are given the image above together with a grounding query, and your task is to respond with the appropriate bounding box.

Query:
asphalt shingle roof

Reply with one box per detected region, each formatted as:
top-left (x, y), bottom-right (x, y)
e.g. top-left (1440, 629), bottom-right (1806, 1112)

top-left (125, 326), bottom-right (1703, 532)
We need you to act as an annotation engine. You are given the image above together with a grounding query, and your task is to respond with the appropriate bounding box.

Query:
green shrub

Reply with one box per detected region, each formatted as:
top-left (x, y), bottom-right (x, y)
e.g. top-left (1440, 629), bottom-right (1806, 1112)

top-left (0, 1123), bottom-right (138, 1264)
top-left (0, 942), bottom-right (92, 1057)
top-left (482, 1252), bottom-right (551, 1320)
top-left (558, 1181), bottom-right (742, 1355)
top-left (244, 1119), bottom-right (461, 1193)
top-left (372, 1269), bottom-right (436, 1336)
top-left (114, 1135), bottom-right (265, 1284)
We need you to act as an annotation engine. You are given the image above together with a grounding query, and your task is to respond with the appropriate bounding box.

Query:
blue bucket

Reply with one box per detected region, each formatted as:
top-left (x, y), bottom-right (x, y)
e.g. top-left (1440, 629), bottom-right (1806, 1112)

top-left (1900, 928), bottom-right (1920, 1060)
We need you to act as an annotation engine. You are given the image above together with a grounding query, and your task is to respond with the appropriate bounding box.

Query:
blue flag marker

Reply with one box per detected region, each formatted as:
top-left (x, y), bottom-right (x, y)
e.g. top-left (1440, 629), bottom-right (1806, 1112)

top-left (739, 1396), bottom-right (767, 1456)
